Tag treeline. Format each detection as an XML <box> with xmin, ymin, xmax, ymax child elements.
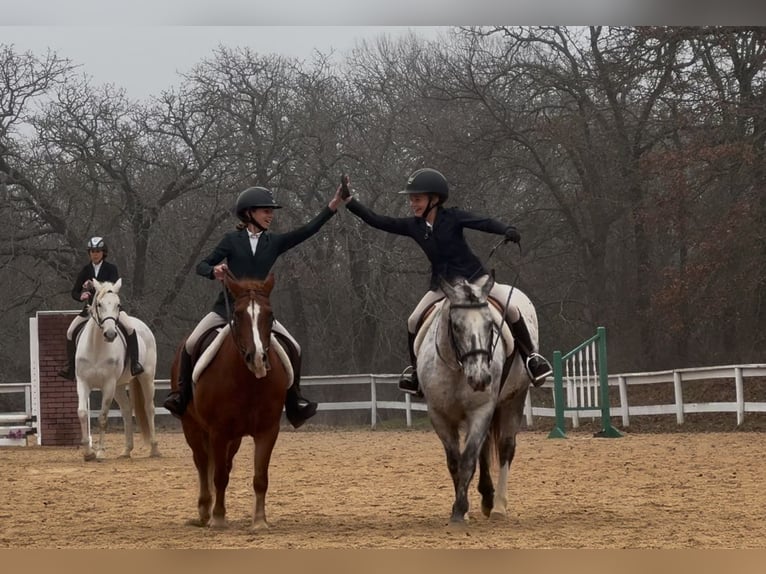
<box><xmin>1</xmin><ymin>26</ymin><xmax>764</xmax><ymax>382</ymax></box>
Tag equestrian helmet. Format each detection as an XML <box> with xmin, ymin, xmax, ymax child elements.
<box><xmin>235</xmin><ymin>186</ymin><xmax>282</xmax><ymax>221</ymax></box>
<box><xmin>87</xmin><ymin>236</ymin><xmax>107</xmax><ymax>255</ymax></box>
<box><xmin>398</xmin><ymin>168</ymin><xmax>449</xmax><ymax>203</ymax></box>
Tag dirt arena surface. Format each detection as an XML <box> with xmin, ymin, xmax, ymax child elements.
<box><xmin>0</xmin><ymin>428</ymin><xmax>763</xmax><ymax>549</ymax></box>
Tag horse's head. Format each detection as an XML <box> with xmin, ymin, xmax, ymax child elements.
<box><xmin>225</xmin><ymin>273</ymin><xmax>275</xmax><ymax>379</ymax></box>
<box><xmin>90</xmin><ymin>278</ymin><xmax>122</xmax><ymax>342</ymax></box>
<box><xmin>440</xmin><ymin>274</ymin><xmax>496</xmax><ymax>392</ymax></box>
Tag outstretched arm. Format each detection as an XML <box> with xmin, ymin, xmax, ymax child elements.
<box><xmin>276</xmin><ymin>184</ymin><xmax>346</xmax><ymax>253</ymax></box>
<box><xmin>339</xmin><ymin>174</ymin><xmax>412</xmax><ymax>235</ymax></box>
<box><xmin>455</xmin><ymin>209</ymin><xmax>520</xmax><ymax>243</ymax></box>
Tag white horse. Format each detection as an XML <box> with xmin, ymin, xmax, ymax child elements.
<box><xmin>74</xmin><ymin>278</ymin><xmax>160</xmax><ymax>461</ymax></box>
<box><xmin>416</xmin><ymin>273</ymin><xmax>536</xmax><ymax>527</ymax></box>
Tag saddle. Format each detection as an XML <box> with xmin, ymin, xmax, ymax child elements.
<box><xmin>189</xmin><ymin>325</ymin><xmax>294</xmax><ymax>387</ymax></box>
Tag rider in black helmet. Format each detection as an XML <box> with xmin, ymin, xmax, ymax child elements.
<box><xmin>58</xmin><ymin>236</ymin><xmax>145</xmax><ymax>380</ymax></box>
<box><xmin>163</xmin><ymin>183</ymin><xmax>346</xmax><ymax>428</ymax></box>
<box><xmin>341</xmin><ymin>168</ymin><xmax>553</xmax><ymax>395</ymax></box>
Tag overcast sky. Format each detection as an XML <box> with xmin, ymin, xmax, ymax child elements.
<box><xmin>1</xmin><ymin>26</ymin><xmax>445</xmax><ymax>100</ymax></box>
<box><xmin>1</xmin><ymin>1</ymin><xmax>761</xmax><ymax>100</ymax></box>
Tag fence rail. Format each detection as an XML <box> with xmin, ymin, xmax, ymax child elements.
<box><xmin>2</xmin><ymin>364</ymin><xmax>766</xmax><ymax>443</ymax></box>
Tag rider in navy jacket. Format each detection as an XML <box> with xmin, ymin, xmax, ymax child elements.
<box><xmin>344</xmin><ymin>168</ymin><xmax>553</xmax><ymax>394</ymax></box>
<box><xmin>163</xmin><ymin>184</ymin><xmax>345</xmax><ymax>427</ymax></box>
<box><xmin>58</xmin><ymin>236</ymin><xmax>144</xmax><ymax>380</ymax></box>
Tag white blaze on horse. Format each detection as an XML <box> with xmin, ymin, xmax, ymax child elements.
<box><xmin>416</xmin><ymin>273</ymin><xmax>538</xmax><ymax>527</ymax></box>
<box><xmin>74</xmin><ymin>278</ymin><xmax>160</xmax><ymax>461</ymax></box>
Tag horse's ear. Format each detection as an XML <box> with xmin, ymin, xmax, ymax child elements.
<box><xmin>92</xmin><ymin>279</ymin><xmax>102</xmax><ymax>292</ymax></box>
<box><xmin>262</xmin><ymin>273</ymin><xmax>275</xmax><ymax>296</ymax></box>
<box><xmin>480</xmin><ymin>273</ymin><xmax>494</xmax><ymax>298</ymax></box>
<box><xmin>440</xmin><ymin>277</ymin><xmax>457</xmax><ymax>300</ymax></box>
<box><xmin>224</xmin><ymin>274</ymin><xmax>241</xmax><ymax>297</ymax></box>
<box><xmin>113</xmin><ymin>278</ymin><xmax>122</xmax><ymax>292</ymax></box>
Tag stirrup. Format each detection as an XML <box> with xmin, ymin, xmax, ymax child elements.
<box><xmin>525</xmin><ymin>353</ymin><xmax>552</xmax><ymax>387</ymax></box>
<box><xmin>398</xmin><ymin>366</ymin><xmax>422</xmax><ymax>396</ymax></box>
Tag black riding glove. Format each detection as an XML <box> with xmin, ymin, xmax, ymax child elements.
<box><xmin>504</xmin><ymin>226</ymin><xmax>521</xmax><ymax>244</ymax></box>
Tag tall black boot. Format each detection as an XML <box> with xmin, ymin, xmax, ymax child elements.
<box><xmin>277</xmin><ymin>335</ymin><xmax>317</xmax><ymax>429</ymax></box>
<box><xmin>398</xmin><ymin>331</ymin><xmax>422</xmax><ymax>396</ymax></box>
<box><xmin>510</xmin><ymin>317</ymin><xmax>553</xmax><ymax>386</ymax></box>
<box><xmin>126</xmin><ymin>331</ymin><xmax>145</xmax><ymax>376</ymax></box>
<box><xmin>163</xmin><ymin>348</ymin><xmax>193</xmax><ymax>418</ymax></box>
<box><xmin>57</xmin><ymin>339</ymin><xmax>77</xmax><ymax>381</ymax></box>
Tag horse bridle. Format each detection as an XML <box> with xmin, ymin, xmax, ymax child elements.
<box><xmin>224</xmin><ymin>282</ymin><xmax>271</xmax><ymax>359</ymax></box>
<box><xmin>439</xmin><ymin>301</ymin><xmax>500</xmax><ymax>370</ymax></box>
<box><xmin>90</xmin><ymin>291</ymin><xmax>121</xmax><ymax>328</ymax></box>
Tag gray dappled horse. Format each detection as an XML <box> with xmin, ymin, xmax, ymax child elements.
<box><xmin>417</xmin><ymin>274</ymin><xmax>535</xmax><ymax>526</ymax></box>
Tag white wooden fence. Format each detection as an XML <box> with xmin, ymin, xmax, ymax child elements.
<box><xmin>0</xmin><ymin>383</ymin><xmax>37</xmax><ymax>446</ymax></box>
<box><xmin>2</xmin><ymin>364</ymin><xmax>766</xmax><ymax>445</ymax></box>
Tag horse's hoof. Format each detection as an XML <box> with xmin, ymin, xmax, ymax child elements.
<box><xmin>481</xmin><ymin>504</ymin><xmax>492</xmax><ymax>518</ymax></box>
<box><xmin>209</xmin><ymin>517</ymin><xmax>227</xmax><ymax>529</ymax></box>
<box><xmin>149</xmin><ymin>446</ymin><xmax>161</xmax><ymax>458</ymax></box>
<box><xmin>251</xmin><ymin>519</ymin><xmax>270</xmax><ymax>530</ymax></box>
<box><xmin>185</xmin><ymin>518</ymin><xmax>208</xmax><ymax>528</ymax></box>
<box><xmin>447</xmin><ymin>519</ymin><xmax>469</xmax><ymax>533</ymax></box>
<box><xmin>118</xmin><ymin>452</ymin><xmax>131</xmax><ymax>459</ymax></box>
<box><xmin>489</xmin><ymin>509</ymin><xmax>507</xmax><ymax>521</ymax></box>
<box><xmin>83</xmin><ymin>452</ymin><xmax>97</xmax><ymax>462</ymax></box>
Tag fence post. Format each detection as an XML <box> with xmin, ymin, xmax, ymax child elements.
<box><xmin>370</xmin><ymin>375</ymin><xmax>377</xmax><ymax>430</ymax></box>
<box><xmin>594</xmin><ymin>326</ymin><xmax>621</xmax><ymax>437</ymax></box>
<box><xmin>618</xmin><ymin>375</ymin><xmax>629</xmax><ymax>428</ymax></box>
<box><xmin>673</xmin><ymin>371</ymin><xmax>684</xmax><ymax>425</ymax></box>
<box><xmin>404</xmin><ymin>393</ymin><xmax>412</xmax><ymax>427</ymax></box>
<box><xmin>735</xmin><ymin>367</ymin><xmax>744</xmax><ymax>426</ymax></box>
<box><xmin>548</xmin><ymin>350</ymin><xmax>567</xmax><ymax>438</ymax></box>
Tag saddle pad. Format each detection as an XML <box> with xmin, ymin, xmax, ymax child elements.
<box><xmin>413</xmin><ymin>300</ymin><xmax>514</xmax><ymax>358</ymax></box>
<box><xmin>192</xmin><ymin>325</ymin><xmax>294</xmax><ymax>388</ymax></box>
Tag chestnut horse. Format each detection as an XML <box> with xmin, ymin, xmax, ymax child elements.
<box><xmin>170</xmin><ymin>273</ymin><xmax>289</xmax><ymax>529</ymax></box>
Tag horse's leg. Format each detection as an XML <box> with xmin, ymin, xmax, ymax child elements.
<box><xmin>182</xmin><ymin>420</ymin><xmax>213</xmax><ymax>527</ymax></box>
<box><xmin>95</xmin><ymin>381</ymin><xmax>117</xmax><ymax>460</ymax></box>
<box><xmin>251</xmin><ymin>428</ymin><xmax>278</xmax><ymax>529</ymax></box>
<box><xmin>491</xmin><ymin>391</ymin><xmax>526</xmax><ymax>520</ymax></box>
<box><xmin>137</xmin><ymin>375</ymin><xmax>160</xmax><ymax>457</ymax></box>
<box><xmin>76</xmin><ymin>379</ymin><xmax>96</xmax><ymax>462</ymax></box>
<box><xmin>478</xmin><ymin>429</ymin><xmax>495</xmax><ymax>518</ymax></box>
<box><xmin>451</xmin><ymin>404</ymin><xmax>494</xmax><ymax>525</ymax></box>
<box><xmin>429</xmin><ymin>414</ymin><xmax>463</xmax><ymax>521</ymax></box>
<box><xmin>113</xmin><ymin>384</ymin><xmax>134</xmax><ymax>458</ymax></box>
<box><xmin>209</xmin><ymin>432</ymin><xmax>233</xmax><ymax>529</ymax></box>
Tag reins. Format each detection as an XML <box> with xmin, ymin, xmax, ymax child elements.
<box><xmin>435</xmin><ymin>237</ymin><xmax>523</xmax><ymax>371</ymax></box>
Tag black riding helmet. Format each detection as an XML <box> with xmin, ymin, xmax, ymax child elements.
<box><xmin>86</xmin><ymin>236</ymin><xmax>108</xmax><ymax>257</ymax></box>
<box><xmin>398</xmin><ymin>168</ymin><xmax>449</xmax><ymax>204</ymax></box>
<box><xmin>234</xmin><ymin>186</ymin><xmax>283</xmax><ymax>222</ymax></box>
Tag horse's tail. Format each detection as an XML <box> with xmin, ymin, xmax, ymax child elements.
<box><xmin>130</xmin><ymin>378</ymin><xmax>152</xmax><ymax>444</ymax></box>
<box><xmin>486</xmin><ymin>411</ymin><xmax>501</xmax><ymax>471</ymax></box>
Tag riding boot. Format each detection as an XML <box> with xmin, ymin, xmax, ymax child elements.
<box><xmin>57</xmin><ymin>339</ymin><xmax>77</xmax><ymax>381</ymax></box>
<box><xmin>398</xmin><ymin>332</ymin><xmax>423</xmax><ymax>397</ymax></box>
<box><xmin>163</xmin><ymin>348</ymin><xmax>193</xmax><ymax>418</ymax></box>
<box><xmin>277</xmin><ymin>335</ymin><xmax>318</xmax><ymax>429</ymax></box>
<box><xmin>510</xmin><ymin>317</ymin><xmax>553</xmax><ymax>386</ymax></box>
<box><xmin>126</xmin><ymin>331</ymin><xmax>145</xmax><ymax>376</ymax></box>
